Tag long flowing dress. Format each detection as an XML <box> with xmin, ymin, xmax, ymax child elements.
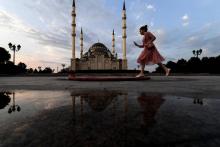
<box><xmin>137</xmin><ymin>32</ymin><xmax>165</xmax><ymax>65</ymax></box>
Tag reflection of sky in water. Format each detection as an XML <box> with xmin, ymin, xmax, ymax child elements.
<box><xmin>0</xmin><ymin>90</ymin><xmax>220</xmax><ymax>146</ymax></box>
<box><xmin>0</xmin><ymin>90</ymin><xmax>72</xmax><ymax>126</ymax></box>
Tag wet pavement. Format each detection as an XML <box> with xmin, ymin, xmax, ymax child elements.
<box><xmin>1</xmin><ymin>88</ymin><xmax>220</xmax><ymax>147</ymax></box>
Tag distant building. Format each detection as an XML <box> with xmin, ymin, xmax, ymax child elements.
<box><xmin>77</xmin><ymin>42</ymin><xmax>122</xmax><ymax>70</ymax></box>
<box><xmin>70</xmin><ymin>0</ymin><xmax>128</xmax><ymax>71</ymax></box>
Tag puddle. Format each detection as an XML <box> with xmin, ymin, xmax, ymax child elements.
<box><xmin>0</xmin><ymin>90</ymin><xmax>220</xmax><ymax>147</ymax></box>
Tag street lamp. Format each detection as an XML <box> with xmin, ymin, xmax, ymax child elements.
<box><xmin>8</xmin><ymin>92</ymin><xmax>21</xmax><ymax>114</ymax></box>
<box><xmin>192</xmin><ymin>49</ymin><xmax>202</xmax><ymax>58</ymax></box>
<box><xmin>61</xmin><ymin>64</ymin><xmax>66</xmax><ymax>70</ymax></box>
<box><xmin>8</xmin><ymin>43</ymin><xmax>21</xmax><ymax>65</ymax></box>
<box><xmin>38</xmin><ymin>66</ymin><xmax>42</xmax><ymax>72</ymax></box>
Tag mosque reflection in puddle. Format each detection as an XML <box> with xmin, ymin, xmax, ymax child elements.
<box><xmin>1</xmin><ymin>90</ymin><xmax>214</xmax><ymax>146</ymax></box>
<box><xmin>0</xmin><ymin>90</ymin><xmax>167</xmax><ymax>146</ymax></box>
<box><xmin>70</xmin><ymin>90</ymin><xmax>165</xmax><ymax>130</ymax></box>
<box><xmin>71</xmin><ymin>90</ymin><xmax>126</xmax><ymax>127</ymax></box>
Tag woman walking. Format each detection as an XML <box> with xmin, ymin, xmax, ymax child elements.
<box><xmin>134</xmin><ymin>25</ymin><xmax>171</xmax><ymax>77</ymax></box>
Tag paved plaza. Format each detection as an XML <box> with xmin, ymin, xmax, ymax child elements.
<box><xmin>0</xmin><ymin>76</ymin><xmax>220</xmax><ymax>98</ymax></box>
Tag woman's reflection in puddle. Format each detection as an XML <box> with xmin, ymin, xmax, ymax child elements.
<box><xmin>137</xmin><ymin>93</ymin><xmax>165</xmax><ymax>129</ymax></box>
<box><xmin>70</xmin><ymin>91</ymin><xmax>166</xmax><ymax>146</ymax></box>
<box><xmin>71</xmin><ymin>90</ymin><xmax>165</xmax><ymax>130</ymax></box>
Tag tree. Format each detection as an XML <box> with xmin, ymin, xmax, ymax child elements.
<box><xmin>201</xmin><ymin>57</ymin><xmax>209</xmax><ymax>73</ymax></box>
<box><xmin>27</xmin><ymin>68</ymin><xmax>34</xmax><ymax>73</ymax></box>
<box><xmin>60</xmin><ymin>64</ymin><xmax>70</xmax><ymax>73</ymax></box>
<box><xmin>207</xmin><ymin>57</ymin><xmax>218</xmax><ymax>73</ymax></box>
<box><xmin>176</xmin><ymin>59</ymin><xmax>187</xmax><ymax>73</ymax></box>
<box><xmin>38</xmin><ymin>66</ymin><xmax>42</xmax><ymax>73</ymax></box>
<box><xmin>187</xmin><ymin>57</ymin><xmax>202</xmax><ymax>73</ymax></box>
<box><xmin>33</xmin><ymin>69</ymin><xmax>38</xmax><ymax>73</ymax></box>
<box><xmin>17</xmin><ymin>62</ymin><xmax>27</xmax><ymax>69</ymax></box>
<box><xmin>215</xmin><ymin>55</ymin><xmax>220</xmax><ymax>73</ymax></box>
<box><xmin>17</xmin><ymin>62</ymin><xmax>27</xmax><ymax>73</ymax></box>
<box><xmin>0</xmin><ymin>92</ymin><xmax>11</xmax><ymax>110</ymax></box>
<box><xmin>0</xmin><ymin>47</ymin><xmax>11</xmax><ymax>64</ymax></box>
<box><xmin>42</xmin><ymin>67</ymin><xmax>53</xmax><ymax>73</ymax></box>
<box><xmin>154</xmin><ymin>66</ymin><xmax>163</xmax><ymax>73</ymax></box>
<box><xmin>166</xmin><ymin>61</ymin><xmax>177</xmax><ymax>72</ymax></box>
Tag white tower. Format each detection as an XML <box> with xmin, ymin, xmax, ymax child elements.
<box><xmin>80</xmin><ymin>27</ymin><xmax>83</xmax><ymax>58</ymax></box>
<box><xmin>112</xmin><ymin>29</ymin><xmax>115</xmax><ymax>54</ymax></box>
<box><xmin>71</xmin><ymin>0</ymin><xmax>76</xmax><ymax>70</ymax></box>
<box><xmin>122</xmin><ymin>0</ymin><xmax>127</xmax><ymax>69</ymax></box>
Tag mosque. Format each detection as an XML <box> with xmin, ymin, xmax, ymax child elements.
<box><xmin>70</xmin><ymin>0</ymin><xmax>128</xmax><ymax>71</ymax></box>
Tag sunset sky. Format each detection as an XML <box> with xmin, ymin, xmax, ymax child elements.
<box><xmin>0</xmin><ymin>0</ymin><xmax>220</xmax><ymax>71</ymax></box>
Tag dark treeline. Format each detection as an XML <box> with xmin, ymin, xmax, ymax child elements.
<box><xmin>0</xmin><ymin>92</ymin><xmax>11</xmax><ymax>110</ymax></box>
<box><xmin>0</xmin><ymin>47</ymin><xmax>53</xmax><ymax>75</ymax></box>
<box><xmin>154</xmin><ymin>56</ymin><xmax>220</xmax><ymax>74</ymax></box>
<box><xmin>2</xmin><ymin>46</ymin><xmax>220</xmax><ymax>74</ymax></box>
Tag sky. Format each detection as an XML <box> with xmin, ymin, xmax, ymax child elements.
<box><xmin>0</xmin><ymin>0</ymin><xmax>220</xmax><ymax>71</ymax></box>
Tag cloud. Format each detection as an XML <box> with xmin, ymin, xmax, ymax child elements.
<box><xmin>1</xmin><ymin>0</ymin><xmax>220</xmax><ymax>71</ymax></box>
<box><xmin>0</xmin><ymin>0</ymin><xmax>126</xmax><ymax>68</ymax></box>
<box><xmin>182</xmin><ymin>22</ymin><xmax>189</xmax><ymax>27</ymax></box>
<box><xmin>181</xmin><ymin>14</ymin><xmax>190</xmax><ymax>26</ymax></box>
<box><xmin>0</xmin><ymin>10</ymin><xmax>30</xmax><ymax>33</ymax></box>
<box><xmin>184</xmin><ymin>34</ymin><xmax>220</xmax><ymax>56</ymax></box>
<box><xmin>0</xmin><ymin>9</ymin><xmax>73</xmax><ymax>68</ymax></box>
<box><xmin>182</xmin><ymin>14</ymin><xmax>189</xmax><ymax>21</ymax></box>
<box><xmin>146</xmin><ymin>4</ymin><xmax>156</xmax><ymax>11</ymax></box>
<box><xmin>157</xmin><ymin>22</ymin><xmax>220</xmax><ymax>59</ymax></box>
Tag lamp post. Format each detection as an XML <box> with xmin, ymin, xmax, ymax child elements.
<box><xmin>8</xmin><ymin>43</ymin><xmax>21</xmax><ymax>65</ymax></box>
<box><xmin>192</xmin><ymin>49</ymin><xmax>202</xmax><ymax>58</ymax></box>
<box><xmin>38</xmin><ymin>66</ymin><xmax>42</xmax><ymax>73</ymax></box>
<box><xmin>8</xmin><ymin>92</ymin><xmax>21</xmax><ymax>114</ymax></box>
<box><xmin>61</xmin><ymin>64</ymin><xmax>66</xmax><ymax>70</ymax></box>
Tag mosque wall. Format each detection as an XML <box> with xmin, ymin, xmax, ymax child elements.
<box><xmin>76</xmin><ymin>55</ymin><xmax>121</xmax><ymax>70</ymax></box>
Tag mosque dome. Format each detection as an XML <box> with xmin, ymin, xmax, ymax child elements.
<box><xmin>82</xmin><ymin>91</ymin><xmax>118</xmax><ymax>112</ymax></box>
<box><xmin>87</xmin><ymin>42</ymin><xmax>112</xmax><ymax>57</ymax></box>
<box><xmin>89</xmin><ymin>43</ymin><xmax>108</xmax><ymax>52</ymax></box>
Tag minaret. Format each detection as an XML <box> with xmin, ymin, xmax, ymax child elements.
<box><xmin>122</xmin><ymin>0</ymin><xmax>127</xmax><ymax>69</ymax></box>
<box><xmin>71</xmin><ymin>0</ymin><xmax>76</xmax><ymax>70</ymax></box>
<box><xmin>80</xmin><ymin>27</ymin><xmax>83</xmax><ymax>58</ymax></box>
<box><xmin>112</xmin><ymin>29</ymin><xmax>115</xmax><ymax>54</ymax></box>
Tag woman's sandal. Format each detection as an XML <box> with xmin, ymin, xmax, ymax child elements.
<box><xmin>166</xmin><ymin>68</ymin><xmax>171</xmax><ymax>76</ymax></box>
<box><xmin>136</xmin><ymin>74</ymin><xmax>145</xmax><ymax>78</ymax></box>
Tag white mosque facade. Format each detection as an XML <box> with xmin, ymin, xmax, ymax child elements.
<box><xmin>70</xmin><ymin>0</ymin><xmax>128</xmax><ymax>71</ymax></box>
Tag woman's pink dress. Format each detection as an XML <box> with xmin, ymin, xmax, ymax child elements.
<box><xmin>137</xmin><ymin>32</ymin><xmax>165</xmax><ymax>65</ymax></box>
